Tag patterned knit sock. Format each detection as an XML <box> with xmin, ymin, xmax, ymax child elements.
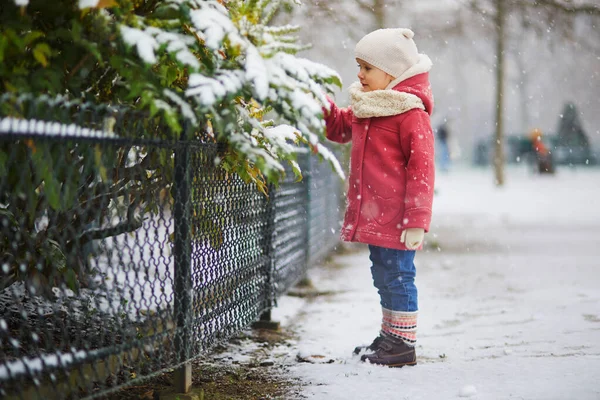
<box><xmin>381</xmin><ymin>307</ymin><xmax>418</xmax><ymax>346</ymax></box>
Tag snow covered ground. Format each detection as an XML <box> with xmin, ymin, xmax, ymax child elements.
<box><xmin>268</xmin><ymin>165</ymin><xmax>600</xmax><ymax>399</ymax></box>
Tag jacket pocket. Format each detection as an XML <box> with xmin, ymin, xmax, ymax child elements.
<box><xmin>368</xmin><ymin>195</ymin><xmax>402</xmax><ymax>227</ymax></box>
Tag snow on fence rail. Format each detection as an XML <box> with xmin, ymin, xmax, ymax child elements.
<box><xmin>0</xmin><ymin>117</ymin><xmax>117</xmax><ymax>139</ymax></box>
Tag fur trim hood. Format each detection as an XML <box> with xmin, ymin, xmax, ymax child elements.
<box><xmin>349</xmin><ymin>81</ymin><xmax>425</xmax><ymax>119</ymax></box>
<box><xmin>386</xmin><ymin>54</ymin><xmax>432</xmax><ymax>90</ymax></box>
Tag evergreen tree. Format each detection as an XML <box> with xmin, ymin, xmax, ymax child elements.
<box><xmin>1</xmin><ymin>0</ymin><xmax>343</xmax><ymax>186</ymax></box>
<box><xmin>0</xmin><ymin>0</ymin><xmax>343</xmax><ymax>293</ymax></box>
<box><xmin>556</xmin><ymin>102</ymin><xmax>592</xmax><ymax>165</ymax></box>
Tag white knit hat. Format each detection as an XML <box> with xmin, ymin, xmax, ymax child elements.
<box><xmin>355</xmin><ymin>28</ymin><xmax>420</xmax><ymax>79</ymax></box>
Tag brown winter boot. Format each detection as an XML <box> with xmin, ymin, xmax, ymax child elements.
<box><xmin>360</xmin><ymin>335</ymin><xmax>417</xmax><ymax>367</ymax></box>
<box><xmin>353</xmin><ymin>334</ymin><xmax>385</xmax><ymax>355</ymax></box>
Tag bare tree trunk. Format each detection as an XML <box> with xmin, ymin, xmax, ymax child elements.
<box><xmin>373</xmin><ymin>0</ymin><xmax>386</xmax><ymax>29</ymax></box>
<box><xmin>515</xmin><ymin>48</ymin><xmax>529</xmax><ymax>135</ymax></box>
<box><xmin>357</xmin><ymin>0</ymin><xmax>386</xmax><ymax>29</ymax></box>
<box><xmin>493</xmin><ymin>0</ymin><xmax>506</xmax><ymax>186</ymax></box>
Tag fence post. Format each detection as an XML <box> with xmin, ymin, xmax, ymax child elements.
<box><xmin>297</xmin><ymin>153</ymin><xmax>312</xmax><ymax>285</ymax></box>
<box><xmin>252</xmin><ymin>183</ymin><xmax>279</xmax><ymax>330</ymax></box>
<box><xmin>173</xmin><ymin>134</ymin><xmax>192</xmax><ymax>393</ymax></box>
<box><xmin>304</xmin><ymin>153</ymin><xmax>312</xmax><ymax>268</ymax></box>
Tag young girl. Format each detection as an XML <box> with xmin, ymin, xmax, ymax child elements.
<box><xmin>323</xmin><ymin>28</ymin><xmax>435</xmax><ymax>367</ymax></box>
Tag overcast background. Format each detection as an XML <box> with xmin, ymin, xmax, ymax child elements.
<box><xmin>278</xmin><ymin>0</ymin><xmax>600</xmax><ymax>164</ymax></box>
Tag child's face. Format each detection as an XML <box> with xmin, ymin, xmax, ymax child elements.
<box><xmin>356</xmin><ymin>59</ymin><xmax>395</xmax><ymax>91</ymax></box>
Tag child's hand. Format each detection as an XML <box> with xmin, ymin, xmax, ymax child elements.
<box><xmin>400</xmin><ymin>228</ymin><xmax>425</xmax><ymax>250</ymax></box>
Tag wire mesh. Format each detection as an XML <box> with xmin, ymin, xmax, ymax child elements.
<box><xmin>306</xmin><ymin>153</ymin><xmax>345</xmax><ymax>266</ymax></box>
<box><xmin>0</xmin><ymin>96</ymin><xmax>342</xmax><ymax>399</ymax></box>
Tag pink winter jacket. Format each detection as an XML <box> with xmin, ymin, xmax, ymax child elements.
<box><xmin>324</xmin><ymin>73</ymin><xmax>435</xmax><ymax>251</ymax></box>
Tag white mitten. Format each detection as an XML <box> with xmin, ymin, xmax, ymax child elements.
<box><xmin>400</xmin><ymin>228</ymin><xmax>425</xmax><ymax>250</ymax></box>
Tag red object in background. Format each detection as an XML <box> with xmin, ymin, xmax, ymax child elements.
<box><xmin>530</xmin><ymin>128</ymin><xmax>548</xmax><ymax>156</ymax></box>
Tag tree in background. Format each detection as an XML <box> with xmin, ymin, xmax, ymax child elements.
<box><xmin>299</xmin><ymin>0</ymin><xmax>407</xmax><ymax>38</ymax></box>
<box><xmin>295</xmin><ymin>0</ymin><xmax>599</xmax><ymax>185</ymax></box>
<box><xmin>306</xmin><ymin>0</ymin><xmax>404</xmax><ymax>30</ymax></box>
<box><xmin>468</xmin><ymin>0</ymin><xmax>600</xmax><ymax>185</ymax></box>
<box><xmin>556</xmin><ymin>102</ymin><xmax>594</xmax><ymax>165</ymax></box>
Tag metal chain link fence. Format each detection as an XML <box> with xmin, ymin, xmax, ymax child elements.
<box><xmin>0</xmin><ymin>95</ymin><xmax>343</xmax><ymax>399</ymax></box>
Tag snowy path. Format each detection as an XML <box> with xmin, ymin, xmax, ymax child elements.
<box><xmin>272</xmin><ymin>166</ymin><xmax>600</xmax><ymax>400</ymax></box>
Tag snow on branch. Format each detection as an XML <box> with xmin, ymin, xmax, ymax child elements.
<box><xmin>189</xmin><ymin>8</ymin><xmax>242</xmax><ymax>49</ymax></box>
<box><xmin>263</xmin><ymin>124</ymin><xmax>300</xmax><ymax>155</ymax></box>
<box><xmin>245</xmin><ymin>46</ymin><xmax>269</xmax><ymax>100</ymax></box>
<box><xmin>105</xmin><ymin>0</ymin><xmax>343</xmax><ymax>183</ymax></box>
<box><xmin>79</xmin><ymin>0</ymin><xmax>100</xmax><ymax>8</ymax></box>
<box><xmin>120</xmin><ymin>26</ymin><xmax>159</xmax><ymax>65</ymax></box>
<box><xmin>145</xmin><ymin>27</ymin><xmax>200</xmax><ymax>68</ymax></box>
<box><xmin>163</xmin><ymin>89</ymin><xmax>198</xmax><ymax>125</ymax></box>
<box><xmin>186</xmin><ymin>71</ymin><xmax>244</xmax><ymax>106</ymax></box>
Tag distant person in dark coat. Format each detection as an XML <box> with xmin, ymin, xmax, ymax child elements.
<box><xmin>436</xmin><ymin>122</ymin><xmax>450</xmax><ymax>172</ymax></box>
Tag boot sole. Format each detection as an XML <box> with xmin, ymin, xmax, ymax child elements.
<box><xmin>387</xmin><ymin>361</ymin><xmax>417</xmax><ymax>368</ymax></box>
<box><xmin>361</xmin><ymin>357</ymin><xmax>418</xmax><ymax>367</ymax></box>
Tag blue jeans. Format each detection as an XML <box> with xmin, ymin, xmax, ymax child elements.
<box><xmin>368</xmin><ymin>245</ymin><xmax>418</xmax><ymax>312</ymax></box>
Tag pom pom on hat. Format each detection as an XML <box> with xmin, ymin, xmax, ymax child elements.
<box><xmin>355</xmin><ymin>28</ymin><xmax>420</xmax><ymax>79</ymax></box>
<box><xmin>401</xmin><ymin>29</ymin><xmax>414</xmax><ymax>39</ymax></box>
